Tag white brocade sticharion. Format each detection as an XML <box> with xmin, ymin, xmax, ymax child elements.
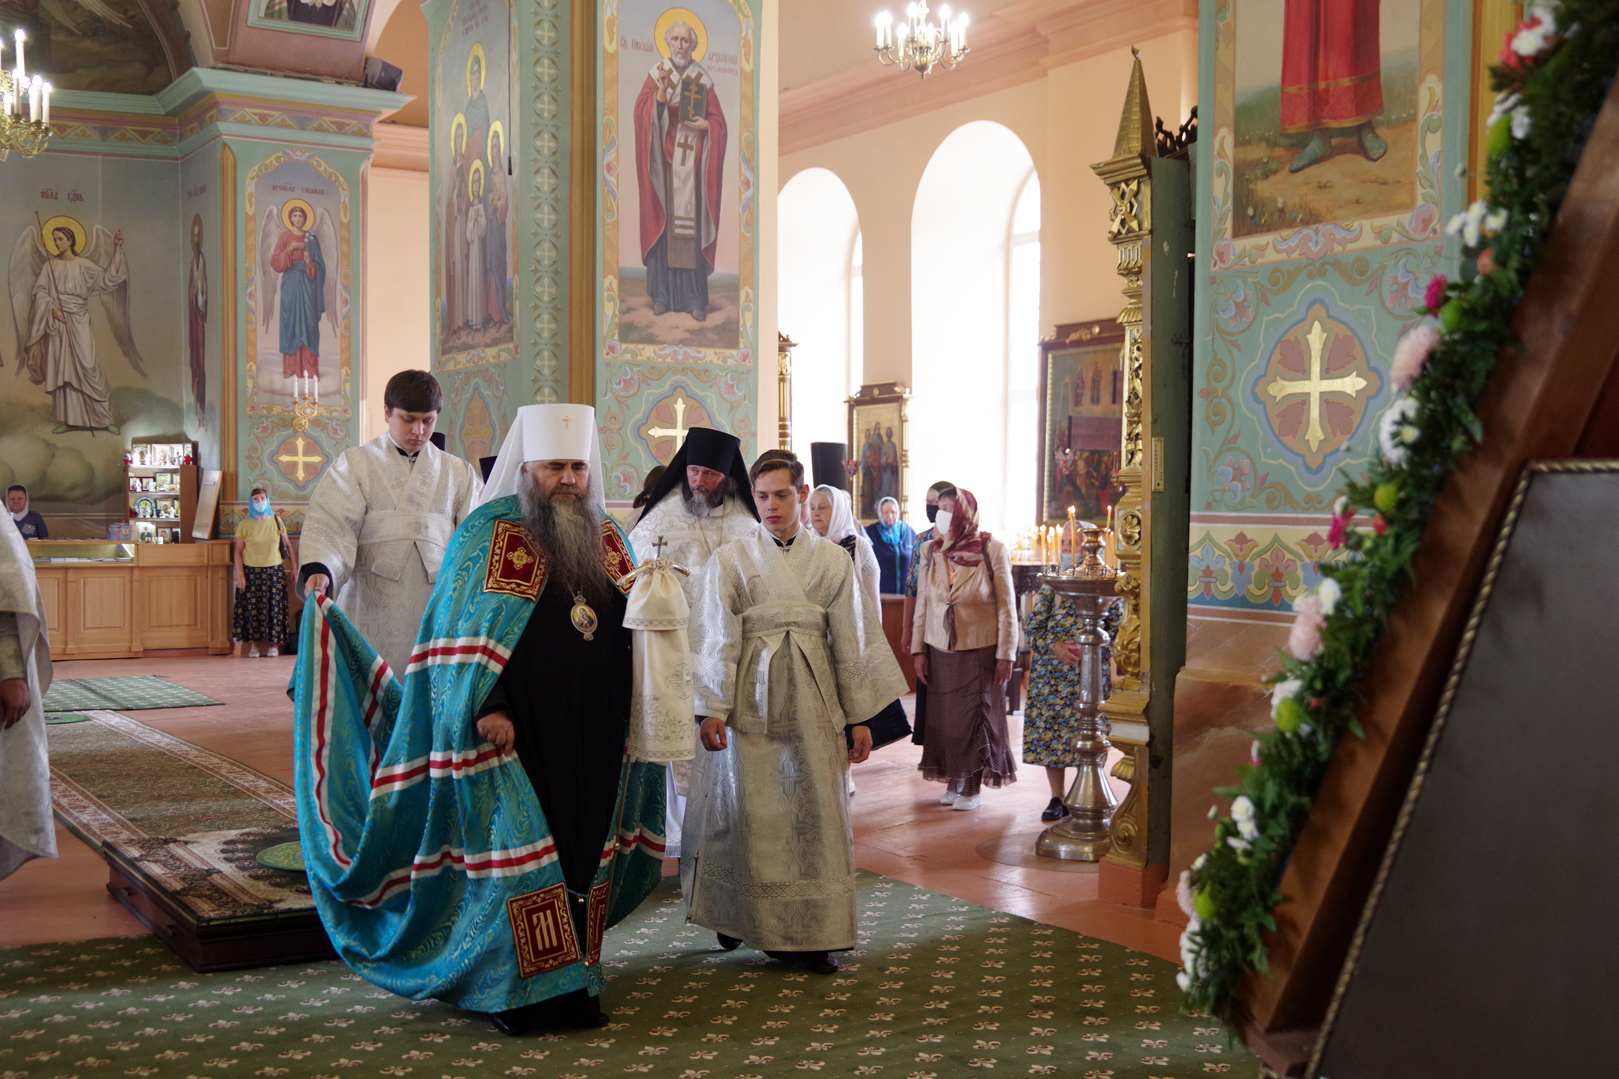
<box><xmin>0</xmin><ymin>521</ymin><xmax>55</xmax><ymax>879</ymax></box>
<box><xmin>298</xmin><ymin>436</ymin><xmax>482</xmax><ymax>676</ymax></box>
<box><xmin>629</xmin><ymin>493</ymin><xmax>759</xmax><ymax>854</ymax></box>
<box><xmin>682</xmin><ymin>527</ymin><xmax>908</xmax><ymax>951</ymax></box>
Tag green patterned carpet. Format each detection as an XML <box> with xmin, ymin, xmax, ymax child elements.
<box><xmin>0</xmin><ymin>874</ymin><xmax>1248</xmax><ymax>1078</ymax></box>
<box><xmin>42</xmin><ymin>676</ymin><xmax>221</xmax><ymax>713</ymax></box>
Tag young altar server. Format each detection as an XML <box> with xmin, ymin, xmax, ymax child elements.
<box><xmin>298</xmin><ymin>370</ymin><xmax>482</xmax><ymax>675</ymax></box>
<box><xmin>684</xmin><ymin>449</ymin><xmax>908</xmax><ymax>974</ymax></box>
<box><xmin>628</xmin><ymin>425</ymin><xmax>757</xmax><ymax>857</ymax></box>
<box><xmin>0</xmin><ymin>515</ymin><xmax>55</xmax><ymax>879</ymax></box>
<box><xmin>292</xmin><ymin>403</ymin><xmax>666</xmax><ymax>1035</ymax></box>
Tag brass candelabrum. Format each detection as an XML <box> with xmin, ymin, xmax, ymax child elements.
<box><xmin>1036</xmin><ymin>526</ymin><xmax>1119</xmax><ymax>861</ymax></box>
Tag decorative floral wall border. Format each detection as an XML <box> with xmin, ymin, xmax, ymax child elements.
<box><xmin>1178</xmin><ymin>0</ymin><xmax>1619</xmax><ymax>1020</ymax></box>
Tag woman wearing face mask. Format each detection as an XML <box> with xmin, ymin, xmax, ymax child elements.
<box><xmin>232</xmin><ymin>486</ymin><xmax>293</xmax><ymax>658</ymax></box>
<box><xmin>909</xmin><ymin>488</ymin><xmax>1018</xmax><ymax>810</ymax></box>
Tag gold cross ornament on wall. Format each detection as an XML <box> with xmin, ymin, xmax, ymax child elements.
<box><xmin>645</xmin><ymin>394</ymin><xmax>689</xmax><ymax>445</ymax></box>
<box><xmin>276</xmin><ymin>433</ymin><xmax>326</xmax><ymax>485</ymax></box>
<box><xmin>1264</xmin><ymin>320</ymin><xmax>1368</xmax><ymax>453</ymax></box>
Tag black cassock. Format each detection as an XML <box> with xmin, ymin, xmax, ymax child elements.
<box><xmin>477</xmin><ymin>584</ymin><xmax>632</xmax><ymax>897</ymax></box>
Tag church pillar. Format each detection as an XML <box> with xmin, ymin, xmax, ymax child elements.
<box><xmin>424</xmin><ymin>0</ymin><xmax>769</xmax><ymax>504</ymax></box>
<box><xmin>165</xmin><ymin>69</ymin><xmax>404</xmax><ymax>526</ymax></box>
<box><xmin>1090</xmin><ymin>53</ymin><xmax>1192</xmax><ymax>906</ymax></box>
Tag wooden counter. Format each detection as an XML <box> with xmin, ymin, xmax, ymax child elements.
<box><xmin>29</xmin><ymin>540</ymin><xmax>234</xmax><ymax>660</ymax></box>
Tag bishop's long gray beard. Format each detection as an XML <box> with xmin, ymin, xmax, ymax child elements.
<box><xmin>517</xmin><ymin>471</ymin><xmax>614</xmax><ymax>607</ymax></box>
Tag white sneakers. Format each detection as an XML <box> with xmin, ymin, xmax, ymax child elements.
<box><xmin>940</xmin><ymin>790</ymin><xmax>959</xmax><ymax>806</ymax></box>
<box><xmin>247</xmin><ymin>645</ymin><xmax>260</xmax><ymax>658</ymax></box>
<box><xmin>267</xmin><ymin>646</ymin><xmax>280</xmax><ymax>658</ymax></box>
<box><xmin>952</xmin><ymin>793</ymin><xmax>983</xmax><ymax>811</ymax></box>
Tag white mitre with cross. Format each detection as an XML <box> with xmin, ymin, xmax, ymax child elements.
<box><xmin>476</xmin><ymin>403</ymin><xmax>604</xmax><ymax>506</ymax></box>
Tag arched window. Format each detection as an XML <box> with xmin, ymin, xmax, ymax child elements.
<box><xmin>778</xmin><ymin>168</ymin><xmax>861</xmax><ymax>455</ymax></box>
<box><xmin>1004</xmin><ymin>172</ymin><xmax>1041</xmax><ymax>532</ymax></box>
<box><xmin>911</xmin><ymin>122</ymin><xmax>1038</xmax><ymax>535</ymax></box>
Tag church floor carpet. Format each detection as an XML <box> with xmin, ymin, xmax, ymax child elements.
<box><xmin>46</xmin><ymin>710</ymin><xmax>312</xmax><ymax>923</ymax></box>
<box><xmin>43</xmin><ymin>676</ymin><xmax>222</xmax><ymax>713</ymax></box>
<box><xmin>0</xmin><ymin>873</ymin><xmax>1249</xmax><ymax>1078</ymax></box>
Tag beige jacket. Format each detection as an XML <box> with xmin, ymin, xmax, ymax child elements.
<box><xmin>910</xmin><ymin>536</ymin><xmax>1018</xmax><ymax>661</ymax></box>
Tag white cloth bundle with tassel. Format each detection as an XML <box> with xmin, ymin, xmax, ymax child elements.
<box><xmin>619</xmin><ymin>558</ymin><xmax>697</xmax><ymax>763</ymax></box>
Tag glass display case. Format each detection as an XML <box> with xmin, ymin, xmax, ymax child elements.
<box><xmin>126</xmin><ymin>440</ymin><xmax>197</xmax><ymax>543</ymax></box>
<box><xmin>27</xmin><ymin>540</ymin><xmax>136</xmax><ymax>564</ymax></box>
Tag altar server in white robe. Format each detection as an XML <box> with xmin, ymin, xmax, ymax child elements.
<box><xmin>684</xmin><ymin>449</ymin><xmax>908</xmax><ymax>974</ymax></box>
<box><xmin>0</xmin><ymin>514</ymin><xmax>55</xmax><ymax>880</ymax></box>
<box><xmin>299</xmin><ymin>370</ymin><xmax>482</xmax><ymax>675</ymax></box>
<box><xmin>629</xmin><ymin>426</ymin><xmax>757</xmax><ymax>857</ymax></box>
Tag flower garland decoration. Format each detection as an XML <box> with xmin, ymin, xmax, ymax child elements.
<box><xmin>1178</xmin><ymin>0</ymin><xmax>1619</xmax><ymax>1019</ymax></box>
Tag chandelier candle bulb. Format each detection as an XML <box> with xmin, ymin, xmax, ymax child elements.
<box><xmin>12</xmin><ymin>28</ymin><xmax>22</xmax><ymax>78</ymax></box>
<box><xmin>40</xmin><ymin>81</ymin><xmax>48</xmax><ymax>126</ymax></box>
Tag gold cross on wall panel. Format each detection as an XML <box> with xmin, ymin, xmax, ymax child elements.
<box><xmin>1264</xmin><ymin>320</ymin><xmax>1368</xmax><ymax>453</ymax></box>
<box><xmin>276</xmin><ymin>433</ymin><xmax>325</xmax><ymax>485</ymax></box>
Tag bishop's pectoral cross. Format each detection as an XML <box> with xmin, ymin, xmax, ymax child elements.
<box><xmin>646</xmin><ymin>395</ymin><xmax>691</xmax><ymax>448</ymax></box>
<box><xmin>652</xmin><ymin>536</ymin><xmax>669</xmax><ymax>558</ymax></box>
<box><xmin>1264</xmin><ymin>320</ymin><xmax>1368</xmax><ymax>453</ymax></box>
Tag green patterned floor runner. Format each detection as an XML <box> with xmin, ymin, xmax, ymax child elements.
<box><xmin>42</xmin><ymin>676</ymin><xmax>221</xmax><ymax>713</ymax></box>
<box><xmin>0</xmin><ymin>874</ymin><xmax>1249</xmax><ymax>1077</ymax></box>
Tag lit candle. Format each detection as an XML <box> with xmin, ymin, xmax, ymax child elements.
<box><xmin>29</xmin><ymin>75</ymin><xmax>40</xmax><ymax>124</ymax></box>
<box><xmin>1067</xmin><ymin>506</ymin><xmax>1076</xmax><ymax>570</ymax></box>
<box><xmin>40</xmin><ymin>81</ymin><xmax>49</xmax><ymax>126</ymax></box>
<box><xmin>13</xmin><ymin>28</ymin><xmax>24</xmax><ymax>78</ymax></box>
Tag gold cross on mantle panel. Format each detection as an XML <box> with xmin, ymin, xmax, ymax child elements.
<box><xmin>1264</xmin><ymin>320</ymin><xmax>1368</xmax><ymax>453</ymax></box>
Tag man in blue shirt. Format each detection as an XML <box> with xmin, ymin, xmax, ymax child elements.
<box><xmin>8</xmin><ymin>487</ymin><xmax>47</xmax><ymax>541</ymax></box>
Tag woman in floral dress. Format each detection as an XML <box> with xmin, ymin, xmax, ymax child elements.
<box><xmin>1021</xmin><ymin>584</ymin><xmax>1122</xmax><ymax>821</ymax></box>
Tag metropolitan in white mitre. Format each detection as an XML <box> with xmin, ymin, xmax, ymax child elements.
<box><xmin>684</xmin><ymin>449</ymin><xmax>908</xmax><ymax>974</ymax></box>
<box><xmin>299</xmin><ymin>370</ymin><xmax>483</xmax><ymax>675</ymax></box>
<box><xmin>0</xmin><ymin>513</ymin><xmax>55</xmax><ymax>880</ymax></box>
<box><xmin>629</xmin><ymin>426</ymin><xmax>758</xmax><ymax>857</ymax></box>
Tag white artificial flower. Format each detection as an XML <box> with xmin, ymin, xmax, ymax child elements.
<box><xmin>1192</xmin><ymin>853</ymin><xmax>1207</xmax><ymax>871</ymax></box>
<box><xmin>1299</xmin><ymin>722</ymin><xmax>1315</xmax><ymax>735</ymax></box>
<box><xmin>1226</xmin><ymin>836</ymin><xmax>1252</xmax><ymax>853</ymax></box>
<box><xmin>1332</xmin><ymin>494</ymin><xmax>1349</xmax><ymax>517</ymax></box>
<box><xmin>1511</xmin><ymin>105</ymin><xmax>1532</xmax><ymax>139</ymax></box>
<box><xmin>1231</xmin><ymin>796</ymin><xmax>1258</xmax><ymax>840</ymax></box>
<box><xmin>1379</xmin><ymin>394</ymin><xmax>1420</xmax><ymax>466</ymax></box>
<box><xmin>1511</xmin><ymin>16</ymin><xmax>1554</xmax><ymax>55</ymax></box>
<box><xmin>1177</xmin><ymin>971</ymin><xmax>1192</xmax><ymax>992</ymax></box>
<box><xmin>1207</xmin><ymin>805</ymin><xmax>1218</xmax><ymax>819</ymax></box>
<box><xmin>1317</xmin><ymin>577</ymin><xmax>1342</xmax><ymax>616</ymax></box>
<box><xmin>1485</xmin><ymin>208</ymin><xmax>1510</xmax><ymax>235</ymax></box>
<box><xmin>1271</xmin><ymin>678</ymin><xmax>1303</xmax><ymax>719</ymax></box>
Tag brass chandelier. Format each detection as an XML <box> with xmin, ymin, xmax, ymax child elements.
<box><xmin>2</xmin><ymin>29</ymin><xmax>54</xmax><ymax>162</ymax></box>
<box><xmin>873</xmin><ymin>1</ymin><xmax>969</xmax><ymax>79</ymax></box>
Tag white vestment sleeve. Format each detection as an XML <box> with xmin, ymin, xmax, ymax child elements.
<box><xmin>298</xmin><ymin>452</ymin><xmax>366</xmax><ymax>593</ymax></box>
<box><xmin>0</xmin><ymin>612</ymin><xmax>22</xmax><ymax>681</ymax></box>
<box><xmin>854</xmin><ymin>533</ymin><xmax>882</xmax><ymax>608</ymax></box>
<box><xmin>0</xmin><ymin>527</ymin><xmax>55</xmax><ymax>878</ymax></box>
<box><xmin>690</xmin><ymin>548</ymin><xmax>745</xmax><ymax>723</ymax></box>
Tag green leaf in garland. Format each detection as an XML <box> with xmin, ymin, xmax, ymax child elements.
<box><xmin>1439</xmin><ymin>299</ymin><xmax>1465</xmax><ymax>333</ymax></box>
<box><xmin>1275</xmin><ymin>696</ymin><xmax>1304</xmax><ymax>733</ymax></box>
<box><xmin>1373</xmin><ymin>482</ymin><xmax>1400</xmax><ymax>514</ymax></box>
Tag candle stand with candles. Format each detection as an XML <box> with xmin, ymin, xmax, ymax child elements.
<box><xmin>1035</xmin><ymin>526</ymin><xmax>1120</xmax><ymax>861</ymax></box>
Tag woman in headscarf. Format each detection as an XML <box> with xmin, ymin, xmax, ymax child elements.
<box><xmin>807</xmin><ymin>485</ymin><xmax>879</xmax><ymax>603</ymax></box>
<box><xmin>909</xmin><ymin>488</ymin><xmax>1017</xmax><ymax>810</ymax></box>
<box><xmin>865</xmin><ymin>496</ymin><xmax>915</xmax><ymax>596</ymax></box>
<box><xmin>232</xmin><ymin>486</ymin><xmax>293</xmax><ymax>658</ymax></box>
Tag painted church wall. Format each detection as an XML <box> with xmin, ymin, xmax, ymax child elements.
<box><xmin>0</xmin><ymin>149</ymin><xmax>187</xmax><ymax>537</ymax></box>
<box><xmin>597</xmin><ymin>0</ymin><xmax>763</xmax><ymax>511</ymax></box>
<box><xmin>1163</xmin><ymin>0</ymin><xmax>1476</xmax><ymax>907</ymax></box>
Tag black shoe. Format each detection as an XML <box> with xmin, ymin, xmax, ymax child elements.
<box><xmin>1041</xmin><ymin>797</ymin><xmax>1069</xmax><ymax>822</ymax></box>
<box><xmin>489</xmin><ymin>1009</ymin><xmax>528</xmax><ymax>1037</ymax></box>
<box><xmin>717</xmin><ymin>932</ymin><xmax>743</xmax><ymax>951</ymax></box>
<box><xmin>764</xmin><ymin>949</ymin><xmax>839</xmax><ymax>975</ymax></box>
<box><xmin>488</xmin><ymin>989</ymin><xmax>609</xmax><ymax>1035</ymax></box>
<box><xmin>804</xmin><ymin>955</ymin><xmax>839</xmax><ymax>976</ymax></box>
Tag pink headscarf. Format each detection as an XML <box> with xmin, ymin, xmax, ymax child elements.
<box><xmin>938</xmin><ymin>488</ymin><xmax>990</xmax><ymax>568</ymax></box>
